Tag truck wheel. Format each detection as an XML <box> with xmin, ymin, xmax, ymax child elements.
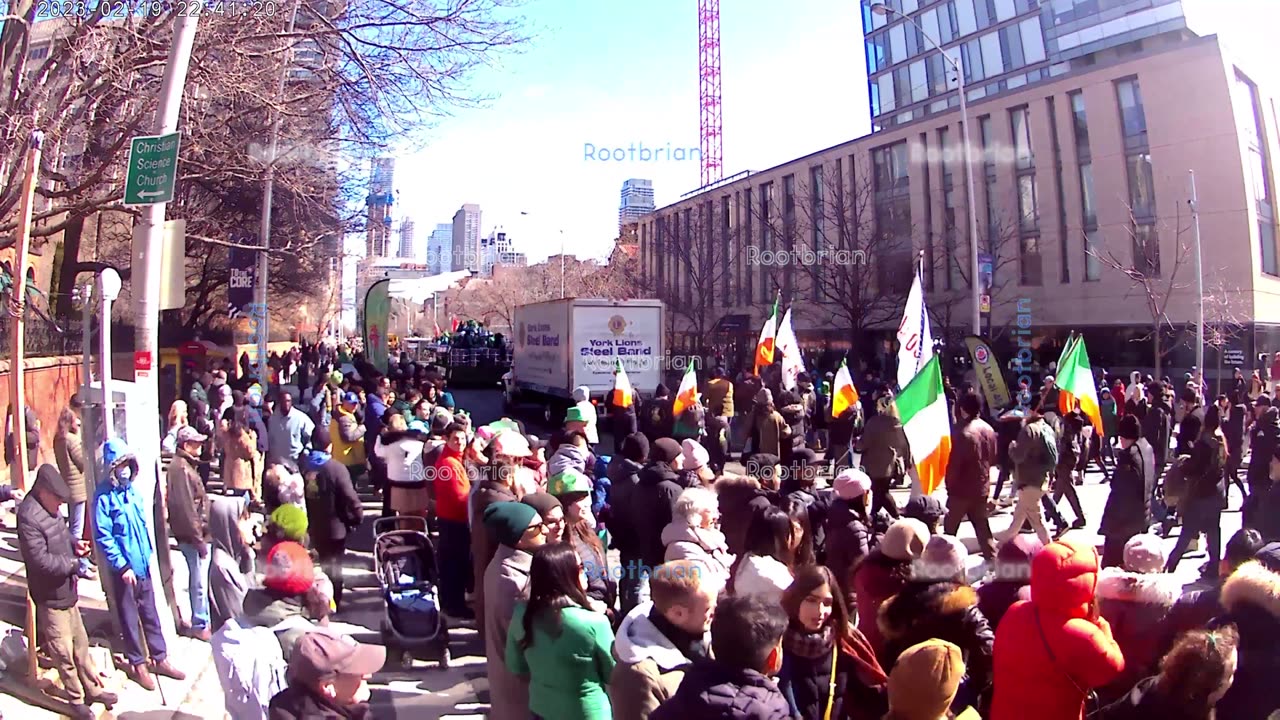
<box><xmin>543</xmin><ymin>404</ymin><xmax>553</xmax><ymax>424</ymax></box>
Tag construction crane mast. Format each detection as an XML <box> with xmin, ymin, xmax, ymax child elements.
<box><xmin>698</xmin><ymin>0</ymin><xmax>723</xmax><ymax>187</ymax></box>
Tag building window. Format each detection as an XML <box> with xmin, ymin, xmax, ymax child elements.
<box><xmin>1079</xmin><ymin>162</ymin><xmax>1096</xmax><ymax>227</ymax></box>
<box><xmin>926</xmin><ymin>53</ymin><xmax>948</xmax><ymax>97</ymax></box>
<box><xmin>29</xmin><ymin>45</ymin><xmax>49</xmax><ymax>60</ymax></box>
<box><xmin>867</xmin><ymin>34</ymin><xmax>888</xmax><ymax>73</ymax></box>
<box><xmin>961</xmin><ymin>40</ymin><xmax>984</xmax><ymax>85</ymax></box>
<box><xmin>759</xmin><ymin>183</ymin><xmax>773</xmax><ymax>303</ymax></box>
<box><xmin>721</xmin><ymin>196</ymin><xmax>732</xmax><ymax>300</ymax></box>
<box><xmin>1020</xmin><ymin>235</ymin><xmax>1043</xmax><ymax>286</ymax></box>
<box><xmin>1085</xmin><ymin>229</ymin><xmax>1102</xmax><ymax>281</ymax></box>
<box><xmin>938</xmin><ymin>1</ymin><xmax>959</xmax><ymax>42</ymax></box>
<box><xmin>893</xmin><ymin>68</ymin><xmax>912</xmax><ymax>110</ymax></box>
<box><xmin>998</xmin><ymin>25</ymin><xmax>1025</xmax><ymax>72</ymax></box>
<box><xmin>1260</xmin><ymin>221</ymin><xmax>1279</xmax><ymax>277</ymax></box>
<box><xmin>811</xmin><ymin>165</ymin><xmax>825</xmax><ymax>300</ymax></box>
<box><xmin>1133</xmin><ymin>223</ymin><xmax>1160</xmax><ymax>276</ymax></box>
<box><xmin>1018</xmin><ymin>175</ymin><xmax>1039</xmax><ymax>232</ymax></box>
<box><xmin>1115</xmin><ymin>78</ymin><xmax>1148</xmax><ymax>148</ymax></box>
<box><xmin>1010</xmin><ymin>107</ymin><xmax>1033</xmax><ymax>170</ymax></box>
<box><xmin>684</xmin><ymin>209</ymin><xmax>694</xmax><ymax>307</ymax></box>
<box><xmin>1068</xmin><ymin>91</ymin><xmax>1090</xmax><ymax>157</ymax></box>
<box><xmin>783</xmin><ymin>175</ymin><xmax>796</xmax><ymax>297</ymax></box>
<box><xmin>872</xmin><ymin>141</ymin><xmax>910</xmax><ymax>192</ymax></box>
<box><xmin>742</xmin><ymin>189</ymin><xmax>753</xmax><ymax>306</ymax></box>
<box><xmin>1125</xmin><ymin>152</ymin><xmax>1155</xmax><ymax>220</ymax></box>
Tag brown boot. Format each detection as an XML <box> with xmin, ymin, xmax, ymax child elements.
<box><xmin>150</xmin><ymin>658</ymin><xmax>186</xmax><ymax>681</ymax></box>
<box><xmin>129</xmin><ymin>663</ymin><xmax>156</xmax><ymax>691</ymax></box>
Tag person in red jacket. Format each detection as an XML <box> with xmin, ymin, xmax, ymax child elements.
<box><xmin>434</xmin><ymin>422</ymin><xmax>473</xmax><ymax>620</ymax></box>
<box><xmin>990</xmin><ymin>538</ymin><xmax>1124</xmax><ymax>720</ymax></box>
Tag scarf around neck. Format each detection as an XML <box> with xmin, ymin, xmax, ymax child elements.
<box><xmin>783</xmin><ymin>621</ymin><xmax>835</xmax><ymax>660</ymax></box>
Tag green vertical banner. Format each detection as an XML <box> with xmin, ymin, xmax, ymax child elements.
<box><xmin>364</xmin><ymin>279</ymin><xmax>391</xmax><ymax>374</ymax></box>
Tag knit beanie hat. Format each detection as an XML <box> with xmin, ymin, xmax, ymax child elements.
<box><xmin>521</xmin><ymin>491</ymin><xmax>563</xmax><ymax>517</ymax></box>
<box><xmin>887</xmin><ymin>639</ymin><xmax>966</xmax><ymax>718</ymax></box>
<box><xmin>620</xmin><ymin>432</ymin><xmax>649</xmax><ymax>463</ymax></box>
<box><xmin>263</xmin><ymin>541</ymin><xmax>316</xmax><ymax>596</ymax></box>
<box><xmin>833</xmin><ymin>468</ymin><xmax>871</xmax><ymax>501</ymax></box>
<box><xmin>913</xmin><ymin>534</ymin><xmax>968</xmax><ymax>582</ymax></box>
<box><xmin>881</xmin><ymin>518</ymin><xmax>931</xmax><ymax>562</ymax></box>
<box><xmin>652</xmin><ymin>438</ymin><xmax>683</xmax><ymax>464</ymax></box>
<box><xmin>484</xmin><ymin>501</ymin><xmax>540</xmax><ymax>547</ymax></box>
<box><xmin>270</xmin><ymin>503</ymin><xmax>309</xmax><ymax>542</ymax></box>
<box><xmin>1119</xmin><ymin>414</ymin><xmax>1142</xmax><ymax>441</ymax></box>
<box><xmin>681</xmin><ymin>439</ymin><xmax>710</xmax><ymax>471</ymax></box>
<box><xmin>1123</xmin><ymin>533</ymin><xmax>1166</xmax><ymax>574</ymax></box>
<box><xmin>903</xmin><ymin>495</ymin><xmax>945</xmax><ymax>527</ymax></box>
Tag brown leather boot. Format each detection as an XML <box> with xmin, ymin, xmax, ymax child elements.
<box><xmin>150</xmin><ymin>658</ymin><xmax>186</xmax><ymax>681</ymax></box>
<box><xmin>129</xmin><ymin>663</ymin><xmax>156</xmax><ymax>691</ymax></box>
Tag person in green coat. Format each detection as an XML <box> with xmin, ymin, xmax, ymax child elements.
<box><xmin>506</xmin><ymin>542</ymin><xmax>616</xmax><ymax>720</ymax></box>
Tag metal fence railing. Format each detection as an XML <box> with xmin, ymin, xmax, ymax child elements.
<box><xmin>0</xmin><ymin>315</ymin><xmax>85</xmax><ymax>360</ymax></box>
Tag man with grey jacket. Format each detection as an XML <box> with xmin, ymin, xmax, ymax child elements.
<box><xmin>996</xmin><ymin>410</ymin><xmax>1058</xmax><ymax>546</ymax></box>
<box><xmin>483</xmin><ymin>502</ymin><xmax>548</xmax><ymax>720</ymax></box>
<box><xmin>610</xmin><ymin>560</ymin><xmax>715</xmax><ymax>720</ymax></box>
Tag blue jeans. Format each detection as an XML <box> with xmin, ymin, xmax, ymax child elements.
<box><xmin>178</xmin><ymin>543</ymin><xmax>211</xmax><ymax>630</ymax></box>
<box><xmin>67</xmin><ymin>501</ymin><xmax>90</xmax><ymax>574</ymax></box>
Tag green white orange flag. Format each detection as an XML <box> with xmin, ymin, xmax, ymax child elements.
<box><xmin>1056</xmin><ymin>336</ymin><xmax>1105</xmax><ymax>436</ymax></box>
<box><xmin>613</xmin><ymin>357</ymin><xmax>634</xmax><ymax>408</ymax></box>
<box><xmin>832</xmin><ymin>359</ymin><xmax>859</xmax><ymax>418</ymax></box>
<box><xmin>754</xmin><ymin>295</ymin><xmax>780</xmax><ymax>375</ymax></box>
<box><xmin>672</xmin><ymin>363</ymin><xmax>699</xmax><ymax>417</ymax></box>
<box><xmin>897</xmin><ymin>355</ymin><xmax>952</xmax><ymax>495</ymax></box>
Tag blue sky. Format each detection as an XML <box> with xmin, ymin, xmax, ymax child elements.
<box><xmin>354</xmin><ymin>0</ymin><xmax>1280</xmax><ymax>270</ymax></box>
<box><xmin>383</xmin><ymin>0</ymin><xmax>871</xmax><ymax>264</ymax></box>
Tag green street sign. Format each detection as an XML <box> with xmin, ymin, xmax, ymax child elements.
<box><xmin>124</xmin><ymin>132</ymin><xmax>181</xmax><ymax>205</ymax></box>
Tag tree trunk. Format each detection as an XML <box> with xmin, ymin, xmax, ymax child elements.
<box><xmin>54</xmin><ymin>216</ymin><xmax>84</xmax><ymax>320</ymax></box>
<box><xmin>1153</xmin><ymin>319</ymin><xmax>1163</xmax><ymax>379</ymax></box>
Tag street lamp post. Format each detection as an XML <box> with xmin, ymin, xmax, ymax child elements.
<box><xmin>520</xmin><ymin>211</ymin><xmax>567</xmax><ymax>298</ymax></box>
<box><xmin>871</xmin><ymin>3</ymin><xmax>982</xmax><ymax>336</ymax></box>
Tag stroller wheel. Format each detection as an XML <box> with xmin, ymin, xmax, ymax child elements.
<box><xmin>399</xmin><ymin>649</ymin><xmax>414</xmax><ymax>668</ymax></box>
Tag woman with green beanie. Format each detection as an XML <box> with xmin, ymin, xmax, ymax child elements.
<box><xmin>549</xmin><ymin>470</ymin><xmax>613</xmax><ymax>616</ymax></box>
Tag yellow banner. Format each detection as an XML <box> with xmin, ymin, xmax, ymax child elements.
<box><xmin>965</xmin><ymin>335</ymin><xmax>1012</xmax><ymax>412</ymax></box>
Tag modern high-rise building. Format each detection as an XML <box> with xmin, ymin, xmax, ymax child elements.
<box><xmin>479</xmin><ymin>230</ymin><xmax>529</xmax><ymax>276</ymax></box>
<box><xmin>620</xmin><ymin>179</ymin><xmax>656</xmax><ymax>229</ymax></box>
<box><xmin>452</xmin><ymin>204</ymin><xmax>482</xmax><ymax>272</ymax></box>
<box><xmin>366</xmin><ymin>158</ymin><xmax>396</xmax><ymax>258</ymax></box>
<box><xmin>638</xmin><ymin>3</ymin><xmax>1280</xmax><ymax>377</ymax></box>
<box><xmin>427</xmin><ymin>223</ymin><xmax>453</xmax><ymax>274</ymax></box>
<box><xmin>862</xmin><ymin>0</ymin><xmax>1213</xmax><ymax>131</ymax></box>
<box><xmin>398</xmin><ymin>218</ymin><xmax>416</xmax><ymax>259</ymax></box>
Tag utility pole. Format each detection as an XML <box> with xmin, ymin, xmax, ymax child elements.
<box><xmin>254</xmin><ymin>0</ymin><xmax>303</xmax><ymax>383</ymax></box>
<box><xmin>1190</xmin><ymin>170</ymin><xmax>1205</xmax><ymax>385</ymax></box>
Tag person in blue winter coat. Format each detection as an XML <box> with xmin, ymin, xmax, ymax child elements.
<box><xmin>93</xmin><ymin>438</ymin><xmax>186</xmax><ymax>691</ymax></box>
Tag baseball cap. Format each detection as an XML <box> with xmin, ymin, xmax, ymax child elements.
<box><xmin>288</xmin><ymin>629</ymin><xmax>386</xmax><ymax>683</ymax></box>
<box><xmin>342</xmin><ymin>392</ymin><xmax>360</xmax><ymax>405</ymax></box>
<box><xmin>176</xmin><ymin>426</ymin><xmax>208</xmax><ymax>445</ymax></box>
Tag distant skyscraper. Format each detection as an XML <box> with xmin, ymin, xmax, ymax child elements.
<box><xmin>366</xmin><ymin>158</ymin><xmax>396</xmax><ymax>258</ymax></box>
<box><xmin>398</xmin><ymin>219</ymin><xmax>416</xmax><ymax>259</ymax></box>
<box><xmin>619</xmin><ymin>179</ymin><xmax>655</xmax><ymax>229</ymax></box>
<box><xmin>451</xmin><ymin>204</ymin><xmax>482</xmax><ymax>272</ymax></box>
<box><xmin>427</xmin><ymin>223</ymin><xmax>452</xmax><ymax>273</ymax></box>
<box><xmin>480</xmin><ymin>230</ymin><xmax>527</xmax><ymax>276</ymax></box>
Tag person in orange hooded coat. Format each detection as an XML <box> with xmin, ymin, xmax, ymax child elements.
<box><xmin>990</xmin><ymin>538</ymin><xmax>1125</xmax><ymax>720</ymax></box>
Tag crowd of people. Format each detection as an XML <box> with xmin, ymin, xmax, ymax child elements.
<box><xmin>12</xmin><ymin>336</ymin><xmax>1280</xmax><ymax>719</ymax></box>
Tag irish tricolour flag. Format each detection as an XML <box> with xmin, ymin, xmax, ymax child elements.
<box><xmin>897</xmin><ymin>355</ymin><xmax>952</xmax><ymax>495</ymax></box>
<box><xmin>613</xmin><ymin>357</ymin><xmax>634</xmax><ymax>408</ymax></box>
<box><xmin>672</xmin><ymin>363</ymin><xmax>699</xmax><ymax>417</ymax></box>
<box><xmin>754</xmin><ymin>295</ymin><xmax>780</xmax><ymax>375</ymax></box>
<box><xmin>1056</xmin><ymin>335</ymin><xmax>1104</xmax><ymax>436</ymax></box>
<box><xmin>831</xmin><ymin>359</ymin><xmax>859</xmax><ymax>418</ymax></box>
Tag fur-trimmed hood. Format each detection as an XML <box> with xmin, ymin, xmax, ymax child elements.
<box><xmin>1221</xmin><ymin>560</ymin><xmax>1280</xmax><ymax>619</ymax></box>
<box><xmin>1096</xmin><ymin>568</ymin><xmax>1182</xmax><ymax>608</ymax></box>
<box><xmin>877</xmin><ymin>580</ymin><xmax>978</xmax><ymax>642</ymax></box>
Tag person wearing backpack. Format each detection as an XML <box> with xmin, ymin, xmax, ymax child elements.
<box><xmin>996</xmin><ymin>410</ymin><xmax>1057</xmax><ymax>546</ymax></box>
<box><xmin>215</xmin><ymin>541</ymin><xmax>329</xmax><ymax>720</ymax></box>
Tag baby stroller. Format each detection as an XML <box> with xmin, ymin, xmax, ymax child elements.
<box><xmin>374</xmin><ymin>516</ymin><xmax>450</xmax><ymax>668</ymax></box>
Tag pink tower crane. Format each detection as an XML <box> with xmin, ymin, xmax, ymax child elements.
<box><xmin>698</xmin><ymin>0</ymin><xmax>723</xmax><ymax>187</ymax></box>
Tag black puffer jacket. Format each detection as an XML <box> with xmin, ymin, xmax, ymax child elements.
<box><xmin>606</xmin><ymin>457</ymin><xmax>644</xmax><ymax>554</ymax></box>
<box><xmin>717</xmin><ymin>478</ymin><xmax>779</xmax><ymax>557</ymax></box>
<box><xmin>268</xmin><ymin>684</ymin><xmax>373</xmax><ymax>719</ymax></box>
<box><xmin>1247</xmin><ymin>407</ymin><xmax>1280</xmax><ymax>490</ymax></box>
<box><xmin>304</xmin><ymin>457</ymin><xmax>363</xmax><ymax>544</ymax></box>
<box><xmin>1213</xmin><ymin>558</ymin><xmax>1280</xmax><ymax>719</ymax></box>
<box><xmin>778</xmin><ymin>401</ymin><xmax>806</xmax><ymax>464</ymax></box>
<box><xmin>877</xmin><ymin>581</ymin><xmax>995</xmax><ymax>709</ymax></box>
<box><xmin>17</xmin><ymin>466</ymin><xmax>79</xmax><ymax>609</ymax></box>
<box><xmin>1142</xmin><ymin>400</ymin><xmax>1173</xmax><ymax>468</ymax></box>
<box><xmin>785</xmin><ymin>486</ymin><xmax>833</xmax><ymax>559</ymax></box>
<box><xmin>1100</xmin><ymin>440</ymin><xmax>1154</xmax><ymax>540</ymax></box>
<box><xmin>627</xmin><ymin>461</ymin><xmax>692</xmax><ymax>567</ymax></box>
<box><xmin>824</xmin><ymin>497</ymin><xmax>872</xmax><ymax>595</ymax></box>
<box><xmin>650</xmin><ymin>659</ymin><xmax>791</xmax><ymax>720</ymax></box>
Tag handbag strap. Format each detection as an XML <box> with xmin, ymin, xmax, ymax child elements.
<box><xmin>1033</xmin><ymin>607</ymin><xmax>1098</xmax><ymax>715</ymax></box>
<box><xmin>823</xmin><ymin>640</ymin><xmax>839</xmax><ymax>720</ymax></box>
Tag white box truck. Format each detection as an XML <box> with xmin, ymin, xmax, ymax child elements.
<box><xmin>505</xmin><ymin>298</ymin><xmax>665</xmax><ymax>422</ymax></box>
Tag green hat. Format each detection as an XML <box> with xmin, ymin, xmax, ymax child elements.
<box><xmin>483</xmin><ymin>501</ymin><xmax>539</xmax><ymax>547</ymax></box>
<box><xmin>564</xmin><ymin>406</ymin><xmax>590</xmax><ymax>424</ymax></box>
<box><xmin>270</xmin><ymin>503</ymin><xmax>309</xmax><ymax>542</ymax></box>
<box><xmin>328</xmin><ymin>371</ymin><xmax>343</xmax><ymax>385</ymax></box>
<box><xmin>548</xmin><ymin>469</ymin><xmax>592</xmax><ymax>497</ymax></box>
